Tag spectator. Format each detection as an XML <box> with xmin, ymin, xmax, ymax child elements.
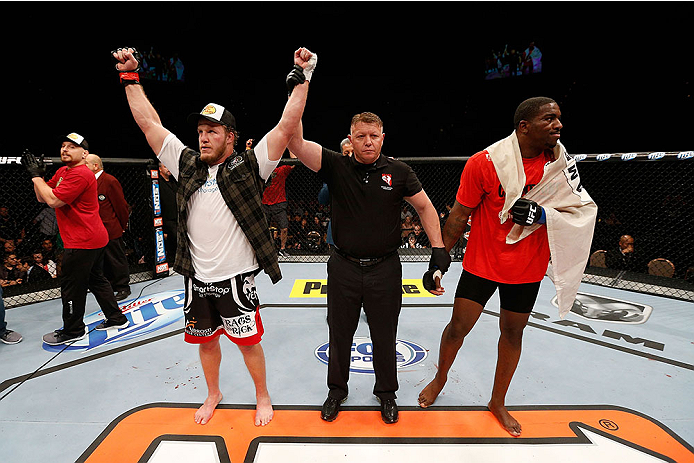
<box><xmin>287</xmin><ymin>213</ymin><xmax>303</xmax><ymax>249</ymax></box>
<box><xmin>2</xmin><ymin>239</ymin><xmax>17</xmax><ymax>261</ymax></box>
<box><xmin>605</xmin><ymin>234</ymin><xmax>643</xmax><ymax>272</ymax></box>
<box><xmin>33</xmin><ymin>250</ymin><xmax>57</xmax><ymax>279</ymax></box>
<box><xmin>401</xmin><ymin>206</ymin><xmax>413</xmax><ymax>222</ymax></box>
<box><xmin>0</xmin><ymin>253</ymin><xmax>23</xmax><ymax>287</ymax></box>
<box><xmin>413</xmin><ymin>223</ymin><xmax>430</xmax><ymax>248</ymax></box>
<box><xmin>158</xmin><ymin>161</ymin><xmax>178</xmax><ymax>266</ymax></box>
<box><xmin>401</xmin><ymin>232</ymin><xmax>422</xmax><ymax>249</ymax></box>
<box><xmin>293</xmin><ymin>217</ymin><xmax>313</xmax><ymax>250</ymax></box>
<box><xmin>85</xmin><ymin>154</ymin><xmax>131</xmax><ymax>301</ymax></box>
<box><xmin>20</xmin><ymin>255</ymin><xmax>52</xmax><ymax>284</ymax></box>
<box><xmin>401</xmin><ymin>214</ymin><xmax>415</xmax><ymax>242</ymax></box>
<box><xmin>0</xmin><ymin>285</ymin><xmax>23</xmax><ymax>344</ymax></box>
<box><xmin>39</xmin><ymin>237</ymin><xmax>62</xmax><ymax>276</ymax></box>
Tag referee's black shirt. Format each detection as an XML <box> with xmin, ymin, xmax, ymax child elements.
<box><xmin>319</xmin><ymin>148</ymin><xmax>422</xmax><ymax>258</ymax></box>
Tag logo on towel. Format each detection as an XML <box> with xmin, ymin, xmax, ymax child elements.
<box><xmin>42</xmin><ymin>290</ymin><xmax>185</xmax><ymax>353</ymax></box>
<box><xmin>315</xmin><ymin>337</ymin><xmax>427</xmax><ymax>374</ymax></box>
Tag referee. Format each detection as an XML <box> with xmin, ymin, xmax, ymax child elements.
<box><xmin>288</xmin><ymin>112</ymin><xmax>450</xmax><ymax>424</ymax></box>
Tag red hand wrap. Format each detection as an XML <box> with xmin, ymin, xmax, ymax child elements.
<box><xmin>119</xmin><ymin>72</ymin><xmax>140</xmax><ymax>84</ymax></box>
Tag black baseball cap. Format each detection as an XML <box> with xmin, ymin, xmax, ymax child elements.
<box><xmin>187</xmin><ymin>103</ymin><xmax>236</xmax><ymax>129</ymax></box>
<box><xmin>63</xmin><ymin>132</ymin><xmax>89</xmax><ymax>150</ymax></box>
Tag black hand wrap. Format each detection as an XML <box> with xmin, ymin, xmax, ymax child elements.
<box><xmin>422</xmin><ymin>269</ymin><xmax>441</xmax><ymax>291</ymax></box>
<box><xmin>21</xmin><ymin>149</ymin><xmax>46</xmax><ymax>178</ymax></box>
<box><xmin>511</xmin><ymin>198</ymin><xmax>542</xmax><ymax>225</ymax></box>
<box><xmin>286</xmin><ymin>64</ymin><xmax>306</xmax><ymax>95</ymax></box>
<box><xmin>112</xmin><ymin>47</ymin><xmax>142</xmax><ymax>85</ymax></box>
<box><xmin>422</xmin><ymin>247</ymin><xmax>451</xmax><ymax>292</ymax></box>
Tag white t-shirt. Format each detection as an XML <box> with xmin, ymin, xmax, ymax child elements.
<box><xmin>158</xmin><ymin>134</ymin><xmax>278</xmax><ymax>283</ymax></box>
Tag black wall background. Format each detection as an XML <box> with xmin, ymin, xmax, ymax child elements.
<box><xmin>4</xmin><ymin>2</ymin><xmax>692</xmax><ymax>160</ymax></box>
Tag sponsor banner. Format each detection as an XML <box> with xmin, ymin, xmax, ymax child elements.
<box><xmin>315</xmin><ymin>336</ymin><xmax>427</xmax><ymax>374</ymax></box>
<box><xmin>155</xmin><ymin>229</ymin><xmax>166</xmax><ymax>263</ymax></box>
<box><xmin>290</xmin><ymin>279</ymin><xmax>435</xmax><ymax>298</ymax></box>
<box><xmin>149</xmin><ymin>169</ymin><xmax>168</xmax><ymax>277</ymax></box>
<box><xmin>151</xmin><ymin>180</ymin><xmax>161</xmax><ymax>216</ymax></box>
<box><xmin>573</xmin><ymin>151</ymin><xmax>694</xmax><ymax>162</ymax></box>
<box><xmin>42</xmin><ymin>290</ymin><xmax>185</xmax><ymax>353</ymax></box>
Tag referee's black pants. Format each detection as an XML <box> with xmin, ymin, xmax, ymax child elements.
<box><xmin>326</xmin><ymin>251</ymin><xmax>402</xmax><ymax>401</ymax></box>
<box><xmin>60</xmin><ymin>247</ymin><xmax>128</xmax><ymax>336</ymax></box>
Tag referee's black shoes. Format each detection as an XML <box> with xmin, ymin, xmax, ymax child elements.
<box><xmin>320</xmin><ymin>396</ymin><xmax>347</xmax><ymax>422</ymax></box>
<box><xmin>379</xmin><ymin>397</ymin><xmax>399</xmax><ymax>424</ymax></box>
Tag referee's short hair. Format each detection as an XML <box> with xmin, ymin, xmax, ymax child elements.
<box><xmin>351</xmin><ymin>112</ymin><xmax>383</xmax><ymax>131</ymax></box>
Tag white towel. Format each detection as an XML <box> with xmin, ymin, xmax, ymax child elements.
<box><xmin>486</xmin><ymin>132</ymin><xmax>598</xmax><ymax>318</ymax></box>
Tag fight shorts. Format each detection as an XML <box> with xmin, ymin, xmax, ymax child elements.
<box><xmin>183</xmin><ymin>271</ymin><xmax>263</xmax><ymax>345</ymax></box>
<box><xmin>455</xmin><ymin>270</ymin><xmax>541</xmax><ymax>314</ymax></box>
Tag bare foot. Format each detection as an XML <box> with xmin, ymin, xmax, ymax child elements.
<box><xmin>194</xmin><ymin>392</ymin><xmax>223</xmax><ymax>425</ymax></box>
<box><xmin>255</xmin><ymin>394</ymin><xmax>274</xmax><ymax>426</ymax></box>
<box><xmin>487</xmin><ymin>401</ymin><xmax>521</xmax><ymax>437</ymax></box>
<box><xmin>418</xmin><ymin>377</ymin><xmax>446</xmax><ymax>408</ymax></box>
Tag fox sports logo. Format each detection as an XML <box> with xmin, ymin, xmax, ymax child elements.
<box><xmin>315</xmin><ymin>336</ymin><xmax>427</xmax><ymax>374</ymax></box>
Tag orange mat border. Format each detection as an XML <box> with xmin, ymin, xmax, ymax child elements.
<box><xmin>79</xmin><ymin>403</ymin><xmax>694</xmax><ymax>462</ymax></box>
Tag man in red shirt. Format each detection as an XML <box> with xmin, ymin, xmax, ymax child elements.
<box><xmin>22</xmin><ymin>133</ymin><xmax>129</xmax><ymax>345</ymax></box>
<box><xmin>418</xmin><ymin>97</ymin><xmax>566</xmax><ymax>436</ymax></box>
<box><xmin>85</xmin><ymin>154</ymin><xmax>132</xmax><ymax>301</ymax></box>
<box><xmin>261</xmin><ymin>152</ymin><xmax>296</xmax><ymax>257</ymax></box>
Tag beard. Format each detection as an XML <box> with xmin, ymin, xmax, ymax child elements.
<box><xmin>199</xmin><ymin>145</ymin><xmax>227</xmax><ymax>165</ymax></box>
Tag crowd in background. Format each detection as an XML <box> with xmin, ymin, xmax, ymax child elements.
<box><xmin>0</xmin><ymin>202</ymin><xmax>149</xmax><ymax>295</ymax></box>
<box><xmin>266</xmin><ymin>199</ymin><xmax>453</xmax><ymax>255</ymax></box>
<box><xmin>484</xmin><ymin>40</ymin><xmax>543</xmax><ymax>80</ymax></box>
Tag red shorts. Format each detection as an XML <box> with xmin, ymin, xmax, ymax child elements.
<box><xmin>183</xmin><ymin>271</ymin><xmax>264</xmax><ymax>345</ymax></box>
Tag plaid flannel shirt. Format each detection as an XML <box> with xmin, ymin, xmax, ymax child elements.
<box><xmin>173</xmin><ymin>147</ymin><xmax>282</xmax><ymax>284</ymax></box>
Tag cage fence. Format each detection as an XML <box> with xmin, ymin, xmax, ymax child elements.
<box><xmin>1</xmin><ymin>150</ymin><xmax>692</xmax><ymax>308</ymax></box>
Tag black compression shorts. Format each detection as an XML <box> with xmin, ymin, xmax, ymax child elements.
<box><xmin>454</xmin><ymin>270</ymin><xmax>541</xmax><ymax>313</ymax></box>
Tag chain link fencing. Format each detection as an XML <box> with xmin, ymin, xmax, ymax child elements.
<box><xmin>1</xmin><ymin>157</ymin><xmax>160</xmax><ymax>308</ymax></box>
<box><xmin>272</xmin><ymin>152</ymin><xmax>694</xmax><ymax>302</ymax></box>
<box><xmin>2</xmin><ymin>151</ymin><xmax>692</xmax><ymax>308</ymax></box>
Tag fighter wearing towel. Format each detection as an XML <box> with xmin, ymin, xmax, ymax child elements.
<box><xmin>418</xmin><ymin>97</ymin><xmax>596</xmax><ymax>437</ymax></box>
